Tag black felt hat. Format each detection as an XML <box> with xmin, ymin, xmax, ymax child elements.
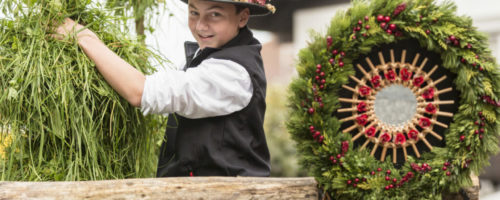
<box><xmin>180</xmin><ymin>0</ymin><xmax>276</xmax><ymax>16</ymax></box>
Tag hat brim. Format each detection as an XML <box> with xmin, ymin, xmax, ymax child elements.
<box><xmin>180</xmin><ymin>0</ymin><xmax>271</xmax><ymax>16</ymax></box>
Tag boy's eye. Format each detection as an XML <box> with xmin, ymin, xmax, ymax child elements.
<box><xmin>211</xmin><ymin>12</ymin><xmax>221</xmax><ymax>17</ymax></box>
<box><xmin>190</xmin><ymin>11</ymin><xmax>199</xmax><ymax>16</ymax></box>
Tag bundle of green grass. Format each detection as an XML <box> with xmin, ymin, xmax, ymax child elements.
<box><xmin>0</xmin><ymin>0</ymin><xmax>166</xmax><ymax>181</ymax></box>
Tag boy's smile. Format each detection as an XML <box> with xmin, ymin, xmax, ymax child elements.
<box><xmin>188</xmin><ymin>0</ymin><xmax>249</xmax><ymax>49</ymax></box>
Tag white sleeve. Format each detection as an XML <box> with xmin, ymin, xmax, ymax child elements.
<box><xmin>140</xmin><ymin>58</ymin><xmax>253</xmax><ymax>118</ymax></box>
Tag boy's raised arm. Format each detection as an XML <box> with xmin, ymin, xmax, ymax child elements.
<box><xmin>54</xmin><ymin>18</ymin><xmax>145</xmax><ymax>107</ymax></box>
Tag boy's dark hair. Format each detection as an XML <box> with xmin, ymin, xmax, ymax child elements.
<box><xmin>235</xmin><ymin>5</ymin><xmax>247</xmax><ymax>14</ymax></box>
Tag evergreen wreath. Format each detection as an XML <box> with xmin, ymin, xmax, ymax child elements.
<box><xmin>287</xmin><ymin>0</ymin><xmax>500</xmax><ymax>199</ymax></box>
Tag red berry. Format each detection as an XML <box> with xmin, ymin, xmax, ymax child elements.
<box><xmin>446</xmin><ymin>171</ymin><xmax>451</xmax><ymax>176</ymax></box>
<box><xmin>333</xmin><ymin>159</ymin><xmax>337</xmax><ymax>164</ymax></box>
<box><xmin>385</xmin><ymin>186</ymin><xmax>390</xmax><ymax>190</ymax></box>
<box><xmin>318</xmin><ymin>136</ymin><xmax>324</xmax><ymax>143</ymax></box>
<box><xmin>480</xmin><ymin>128</ymin><xmax>484</xmax><ymax>133</ymax></box>
<box><xmin>371</xmin><ymin>171</ymin><xmax>376</xmax><ymax>175</ymax></box>
<box><xmin>340</xmin><ymin>51</ymin><xmax>346</xmax><ymax>57</ymax></box>
<box><xmin>320</xmin><ymin>72</ymin><xmax>325</xmax><ymax>77</ymax></box>
<box><xmin>481</xmin><ymin>122</ymin><xmax>485</xmax><ymax>127</ymax></box>
<box><xmin>384</xmin><ymin>16</ymin><xmax>391</xmax><ymax>22</ymax></box>
<box><xmin>472</xmin><ymin>63</ymin><xmax>477</xmax><ymax>67</ymax></box>
<box><xmin>365</xmin><ymin>25</ymin><xmax>371</xmax><ymax>30</ymax></box>
<box><xmin>389</xmin><ymin>24</ymin><xmax>397</xmax><ymax>31</ymax></box>
<box><xmin>460</xmin><ymin>135</ymin><xmax>465</xmax><ymax>141</ymax></box>
<box><xmin>467</xmin><ymin>43</ymin><xmax>472</xmax><ymax>49</ymax></box>
<box><xmin>480</xmin><ymin>134</ymin><xmax>484</xmax><ymax>139</ymax></box>
<box><xmin>316</xmin><ymin>64</ymin><xmax>322</xmax><ymax>69</ymax></box>
<box><xmin>380</xmin><ymin>22</ymin><xmax>387</xmax><ymax>29</ymax></box>
<box><xmin>319</xmin><ymin>85</ymin><xmax>324</xmax><ymax>90</ymax></box>
<box><xmin>364</xmin><ymin>16</ymin><xmax>369</xmax><ymax>21</ymax></box>
<box><xmin>425</xmin><ymin>29</ymin><xmax>431</xmax><ymax>35</ymax></box>
<box><xmin>389</xmin><ymin>184</ymin><xmax>394</xmax><ymax>188</ymax></box>
<box><xmin>339</xmin><ymin>62</ymin><xmax>344</xmax><ymax>67</ymax></box>
<box><xmin>309</xmin><ymin>125</ymin><xmax>315</xmax><ymax>131</ymax></box>
<box><xmin>355</xmin><ymin>178</ymin><xmax>360</xmax><ymax>182</ymax></box>
<box><xmin>362</xmin><ymin>33</ymin><xmax>367</xmax><ymax>37</ymax></box>
<box><xmin>315</xmin><ymin>69</ymin><xmax>321</xmax><ymax>73</ymax></box>
<box><xmin>386</xmin><ymin>29</ymin><xmax>392</xmax><ymax>34</ymax></box>
<box><xmin>320</xmin><ymin>79</ymin><xmax>326</xmax><ymax>84</ymax></box>
<box><xmin>352</xmin><ymin>35</ymin><xmax>357</xmax><ymax>40</ymax></box>
<box><xmin>444</xmin><ymin>162</ymin><xmax>450</xmax><ymax>167</ymax></box>
<box><xmin>449</xmin><ymin>35</ymin><xmax>456</xmax><ymax>41</ymax></box>
<box><xmin>385</xmin><ymin>176</ymin><xmax>390</xmax><ymax>181</ymax></box>
<box><xmin>329</xmin><ymin>58</ymin><xmax>335</xmax><ymax>64</ymax></box>
<box><xmin>308</xmin><ymin>108</ymin><xmax>315</xmax><ymax>114</ymax></box>
<box><xmin>392</xmin><ymin>178</ymin><xmax>397</xmax><ymax>183</ymax></box>
<box><xmin>347</xmin><ymin>180</ymin><xmax>352</xmax><ymax>185</ymax></box>
<box><xmin>442</xmin><ymin>166</ymin><xmax>447</xmax><ymax>171</ymax></box>
<box><xmin>461</xmin><ymin>58</ymin><xmax>466</xmax><ymax>63</ymax></box>
<box><xmin>363</xmin><ymin>178</ymin><xmax>367</xmax><ymax>182</ymax></box>
<box><xmin>386</xmin><ymin>170</ymin><xmax>391</xmax><ymax>175</ymax></box>
<box><xmin>329</xmin><ymin>155</ymin><xmax>334</xmax><ymax>161</ymax></box>
<box><xmin>353</xmin><ymin>183</ymin><xmax>357</xmax><ymax>187</ymax></box>
<box><xmin>315</xmin><ymin>75</ymin><xmax>320</xmax><ymax>80</ymax></box>
<box><xmin>377</xmin><ymin>14</ymin><xmax>384</xmax><ymax>22</ymax></box>
<box><xmin>358</xmin><ymin>20</ymin><xmax>363</xmax><ymax>25</ymax></box>
<box><xmin>337</xmin><ymin>154</ymin><xmax>341</xmax><ymax>159</ymax></box>
<box><xmin>377</xmin><ymin>168</ymin><xmax>382</xmax><ymax>172</ymax></box>
<box><xmin>479</xmin><ymin>112</ymin><xmax>483</xmax><ymax>116</ymax></box>
<box><xmin>479</xmin><ymin>67</ymin><xmax>484</xmax><ymax>71</ymax></box>
<box><xmin>474</xmin><ymin>130</ymin><xmax>479</xmax><ymax>135</ymax></box>
<box><xmin>332</xmin><ymin>49</ymin><xmax>338</xmax><ymax>55</ymax></box>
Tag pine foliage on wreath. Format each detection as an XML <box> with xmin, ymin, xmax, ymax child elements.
<box><xmin>287</xmin><ymin>0</ymin><xmax>500</xmax><ymax>199</ymax></box>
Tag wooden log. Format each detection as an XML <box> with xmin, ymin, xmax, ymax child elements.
<box><xmin>0</xmin><ymin>177</ymin><xmax>318</xmax><ymax>200</ymax></box>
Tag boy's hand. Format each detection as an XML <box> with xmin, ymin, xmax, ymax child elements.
<box><xmin>52</xmin><ymin>18</ymin><xmax>99</xmax><ymax>43</ymax></box>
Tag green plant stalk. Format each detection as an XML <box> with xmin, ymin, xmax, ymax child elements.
<box><xmin>0</xmin><ymin>0</ymin><xmax>167</xmax><ymax>181</ymax></box>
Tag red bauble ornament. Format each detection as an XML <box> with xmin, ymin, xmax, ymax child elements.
<box><xmin>419</xmin><ymin>117</ymin><xmax>432</xmax><ymax>128</ymax></box>
<box><xmin>377</xmin><ymin>14</ymin><xmax>384</xmax><ymax>22</ymax></box>
<box><xmin>380</xmin><ymin>22</ymin><xmax>387</xmax><ymax>29</ymax></box>
<box><xmin>384</xmin><ymin>16</ymin><xmax>391</xmax><ymax>22</ymax></box>
<box><xmin>393</xmin><ymin>3</ymin><xmax>407</xmax><ymax>16</ymax></box>
<box><xmin>389</xmin><ymin>24</ymin><xmax>397</xmax><ymax>31</ymax></box>
<box><xmin>359</xmin><ymin>86</ymin><xmax>372</xmax><ymax>96</ymax></box>
<box><xmin>356</xmin><ymin>114</ymin><xmax>369</xmax><ymax>126</ymax></box>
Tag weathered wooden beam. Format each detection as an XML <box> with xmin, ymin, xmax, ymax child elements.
<box><xmin>0</xmin><ymin>177</ymin><xmax>318</xmax><ymax>200</ymax></box>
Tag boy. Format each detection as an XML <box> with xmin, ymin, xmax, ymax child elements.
<box><xmin>54</xmin><ymin>0</ymin><xmax>276</xmax><ymax>177</ymax></box>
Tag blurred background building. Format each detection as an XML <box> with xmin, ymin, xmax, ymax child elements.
<box><xmin>146</xmin><ymin>0</ymin><xmax>500</xmax><ymax>198</ymax></box>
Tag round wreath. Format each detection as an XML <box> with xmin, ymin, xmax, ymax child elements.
<box><xmin>287</xmin><ymin>0</ymin><xmax>500</xmax><ymax>199</ymax></box>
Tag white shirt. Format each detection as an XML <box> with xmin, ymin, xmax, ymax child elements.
<box><xmin>140</xmin><ymin>57</ymin><xmax>253</xmax><ymax>119</ymax></box>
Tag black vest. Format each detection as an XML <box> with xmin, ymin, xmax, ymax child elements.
<box><xmin>156</xmin><ymin>27</ymin><xmax>270</xmax><ymax>177</ymax></box>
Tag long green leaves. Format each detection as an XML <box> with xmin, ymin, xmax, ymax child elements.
<box><xmin>0</xmin><ymin>0</ymin><xmax>166</xmax><ymax>181</ymax></box>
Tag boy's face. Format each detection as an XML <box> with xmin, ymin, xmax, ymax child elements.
<box><xmin>188</xmin><ymin>0</ymin><xmax>250</xmax><ymax>49</ymax></box>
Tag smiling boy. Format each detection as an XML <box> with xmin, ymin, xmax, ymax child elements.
<box><xmin>54</xmin><ymin>0</ymin><xmax>276</xmax><ymax>177</ymax></box>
